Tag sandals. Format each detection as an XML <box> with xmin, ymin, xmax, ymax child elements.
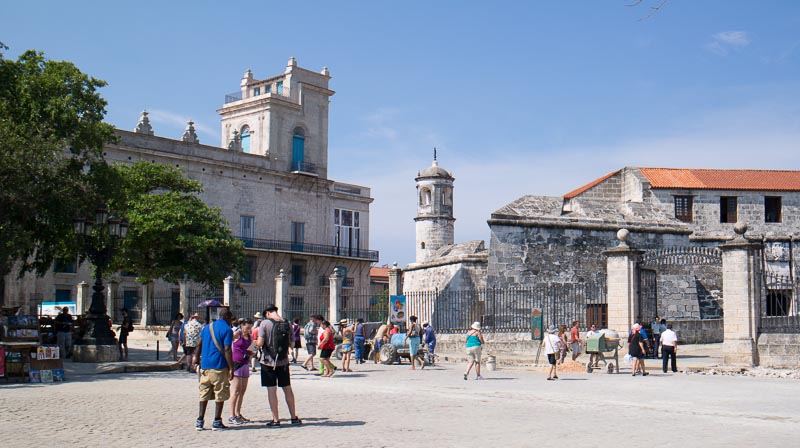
<box><xmin>266</xmin><ymin>421</ymin><xmax>281</xmax><ymax>427</ymax></box>
<box><xmin>291</xmin><ymin>417</ymin><xmax>303</xmax><ymax>425</ymax></box>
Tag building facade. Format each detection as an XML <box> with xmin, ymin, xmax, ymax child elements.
<box><xmin>2</xmin><ymin>58</ymin><xmax>378</xmax><ymax>324</ymax></box>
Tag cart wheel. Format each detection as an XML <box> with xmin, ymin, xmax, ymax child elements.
<box><xmin>586</xmin><ymin>361</ymin><xmax>593</xmax><ymax>374</ymax></box>
<box><xmin>607</xmin><ymin>363</ymin><xmax>615</xmax><ymax>374</ymax></box>
<box><xmin>379</xmin><ymin>344</ymin><xmax>397</xmax><ymax>365</ymax></box>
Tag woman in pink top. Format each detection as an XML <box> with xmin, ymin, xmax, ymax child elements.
<box><xmin>228</xmin><ymin>319</ymin><xmax>256</xmax><ymax>426</ymax></box>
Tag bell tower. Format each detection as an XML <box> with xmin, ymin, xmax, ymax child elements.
<box><xmin>415</xmin><ymin>149</ymin><xmax>455</xmax><ymax>263</ymax></box>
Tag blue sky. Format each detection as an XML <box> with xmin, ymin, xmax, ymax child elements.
<box><xmin>3</xmin><ymin>1</ymin><xmax>799</xmax><ymax>267</ymax></box>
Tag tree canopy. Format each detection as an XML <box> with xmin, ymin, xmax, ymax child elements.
<box><xmin>108</xmin><ymin>162</ymin><xmax>245</xmax><ymax>285</ymax></box>
<box><xmin>0</xmin><ymin>47</ymin><xmax>116</xmax><ymax>276</ymax></box>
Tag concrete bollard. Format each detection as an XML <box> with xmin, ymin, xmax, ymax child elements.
<box><xmin>487</xmin><ymin>355</ymin><xmax>497</xmax><ymax>371</ymax></box>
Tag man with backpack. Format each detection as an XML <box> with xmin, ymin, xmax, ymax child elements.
<box><xmin>257</xmin><ymin>304</ymin><xmax>302</xmax><ymax>427</ymax></box>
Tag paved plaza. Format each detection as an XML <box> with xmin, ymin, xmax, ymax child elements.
<box><xmin>1</xmin><ymin>344</ymin><xmax>799</xmax><ymax>447</ymax></box>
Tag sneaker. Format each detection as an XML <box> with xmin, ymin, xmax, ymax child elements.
<box><xmin>227</xmin><ymin>416</ymin><xmax>242</xmax><ymax>426</ymax></box>
<box><xmin>475</xmin><ymin>375</ymin><xmax>483</xmax><ymax>380</ymax></box>
<box><xmin>463</xmin><ymin>374</ymin><xmax>468</xmax><ymax>381</ymax></box>
<box><xmin>212</xmin><ymin>420</ymin><xmax>228</xmax><ymax>431</ymax></box>
<box><xmin>195</xmin><ymin>419</ymin><xmax>204</xmax><ymax>431</ymax></box>
<box><xmin>238</xmin><ymin>415</ymin><xmax>252</xmax><ymax>423</ymax></box>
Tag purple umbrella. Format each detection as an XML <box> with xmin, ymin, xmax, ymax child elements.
<box><xmin>198</xmin><ymin>299</ymin><xmax>222</xmax><ymax>307</ymax></box>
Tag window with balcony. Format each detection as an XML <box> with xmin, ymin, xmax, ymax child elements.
<box><xmin>720</xmin><ymin>196</ymin><xmax>738</xmax><ymax>223</ymax></box>
<box><xmin>765</xmin><ymin>196</ymin><xmax>782</xmax><ymax>223</ymax></box>
<box><xmin>291</xmin><ymin>222</ymin><xmax>305</xmax><ymax>252</ymax></box>
<box><xmin>241</xmin><ymin>255</ymin><xmax>257</xmax><ymax>283</ymax></box>
<box><xmin>334</xmin><ymin>209</ymin><xmax>361</xmax><ymax>256</ymax></box>
<box><xmin>241</xmin><ymin>125</ymin><xmax>251</xmax><ymax>153</ymax></box>
<box><xmin>240</xmin><ymin>215</ymin><xmax>255</xmax><ymax>247</ymax></box>
<box><xmin>673</xmin><ymin>196</ymin><xmax>693</xmax><ymax>222</ymax></box>
<box><xmin>291</xmin><ymin>127</ymin><xmax>305</xmax><ymax>171</ymax></box>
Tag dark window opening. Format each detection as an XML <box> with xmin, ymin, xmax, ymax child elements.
<box><xmin>54</xmin><ymin>258</ymin><xmax>77</xmax><ymax>274</ymax></box>
<box><xmin>586</xmin><ymin>304</ymin><xmax>608</xmax><ymax>329</ymax></box>
<box><xmin>241</xmin><ymin>256</ymin><xmax>257</xmax><ymax>283</ymax></box>
<box><xmin>720</xmin><ymin>196</ymin><xmax>738</xmax><ymax>223</ymax></box>
<box><xmin>291</xmin><ymin>260</ymin><xmax>306</xmax><ymax>286</ymax></box>
<box><xmin>765</xmin><ymin>196</ymin><xmax>782</xmax><ymax>223</ymax></box>
<box><xmin>674</xmin><ymin>196</ymin><xmax>693</xmax><ymax>222</ymax></box>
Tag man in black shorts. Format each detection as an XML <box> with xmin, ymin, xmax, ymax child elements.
<box><xmin>257</xmin><ymin>305</ymin><xmax>302</xmax><ymax>427</ymax></box>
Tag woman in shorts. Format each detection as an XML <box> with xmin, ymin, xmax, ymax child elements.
<box><xmin>318</xmin><ymin>321</ymin><xmax>337</xmax><ymax>377</ymax></box>
<box><xmin>406</xmin><ymin>315</ymin><xmax>425</xmax><ymax>370</ymax></box>
<box><xmin>167</xmin><ymin>313</ymin><xmax>184</xmax><ymax>361</ymax></box>
<box><xmin>464</xmin><ymin>321</ymin><xmax>485</xmax><ymax>380</ymax></box>
<box><xmin>229</xmin><ymin>319</ymin><xmax>255</xmax><ymax>425</ymax></box>
<box><xmin>339</xmin><ymin>319</ymin><xmax>354</xmax><ymax>372</ymax></box>
<box><xmin>629</xmin><ymin>324</ymin><xmax>648</xmax><ymax>376</ymax></box>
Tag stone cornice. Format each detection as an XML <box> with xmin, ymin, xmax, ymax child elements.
<box><xmin>403</xmin><ymin>254</ymin><xmax>488</xmax><ymax>271</ymax></box>
<box><xmin>487</xmin><ymin>217</ymin><xmax>692</xmax><ymax>235</ymax></box>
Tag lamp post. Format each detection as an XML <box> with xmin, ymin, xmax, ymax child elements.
<box><xmin>72</xmin><ymin>206</ymin><xmax>129</xmax><ymax>362</ymax></box>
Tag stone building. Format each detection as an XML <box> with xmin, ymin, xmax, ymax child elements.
<box><xmin>2</xmin><ymin>57</ymin><xmax>378</xmax><ymax>324</ymax></box>
<box><xmin>405</xmin><ymin>166</ymin><xmax>798</xmax><ymax>340</ymax></box>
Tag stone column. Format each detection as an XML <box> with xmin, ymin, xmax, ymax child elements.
<box><xmin>76</xmin><ymin>281</ymin><xmax>89</xmax><ymax>315</ymax></box>
<box><xmin>388</xmin><ymin>262</ymin><xmax>403</xmax><ymax>297</ymax></box>
<box><xmin>722</xmin><ymin>223</ymin><xmax>761</xmax><ymax>366</ymax></box>
<box><xmin>140</xmin><ymin>282</ymin><xmax>152</xmax><ymax>327</ymax></box>
<box><xmin>223</xmin><ymin>276</ymin><xmax>234</xmax><ymax>307</ymax></box>
<box><xmin>329</xmin><ymin>267</ymin><xmax>344</xmax><ymax>324</ymax></box>
<box><xmin>603</xmin><ymin>229</ymin><xmax>644</xmax><ymax>333</ymax></box>
<box><xmin>107</xmin><ymin>280</ymin><xmax>117</xmax><ymax>321</ymax></box>
<box><xmin>179</xmin><ymin>280</ymin><xmax>189</xmax><ymax>318</ymax></box>
<box><xmin>275</xmin><ymin>269</ymin><xmax>289</xmax><ymax>314</ymax></box>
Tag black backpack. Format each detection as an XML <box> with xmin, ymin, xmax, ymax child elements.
<box><xmin>267</xmin><ymin>318</ymin><xmax>292</xmax><ymax>361</ymax></box>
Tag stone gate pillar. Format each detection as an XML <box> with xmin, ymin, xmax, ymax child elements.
<box><xmin>722</xmin><ymin>223</ymin><xmax>761</xmax><ymax>366</ymax></box>
<box><xmin>76</xmin><ymin>281</ymin><xmax>89</xmax><ymax>315</ymax></box>
<box><xmin>388</xmin><ymin>262</ymin><xmax>403</xmax><ymax>297</ymax></box>
<box><xmin>223</xmin><ymin>276</ymin><xmax>234</xmax><ymax>307</ymax></box>
<box><xmin>275</xmin><ymin>269</ymin><xmax>289</xmax><ymax>314</ymax></box>
<box><xmin>603</xmin><ymin>229</ymin><xmax>644</xmax><ymax>333</ymax></box>
<box><xmin>329</xmin><ymin>267</ymin><xmax>343</xmax><ymax>324</ymax></box>
<box><xmin>178</xmin><ymin>279</ymin><xmax>189</xmax><ymax>318</ymax></box>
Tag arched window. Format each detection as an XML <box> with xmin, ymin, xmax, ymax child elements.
<box><xmin>420</xmin><ymin>242</ymin><xmax>426</xmax><ymax>249</ymax></box>
<box><xmin>241</xmin><ymin>125</ymin><xmax>251</xmax><ymax>153</ymax></box>
<box><xmin>420</xmin><ymin>188</ymin><xmax>431</xmax><ymax>206</ymax></box>
<box><xmin>291</xmin><ymin>127</ymin><xmax>305</xmax><ymax>171</ymax></box>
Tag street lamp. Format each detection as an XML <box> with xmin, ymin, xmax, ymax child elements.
<box><xmin>72</xmin><ymin>206</ymin><xmax>129</xmax><ymax>361</ymax></box>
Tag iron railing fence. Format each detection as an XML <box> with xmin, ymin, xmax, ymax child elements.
<box><xmin>285</xmin><ymin>288</ymin><xmax>330</xmax><ymax>324</ymax></box>
<box><xmin>405</xmin><ymin>281</ymin><xmax>607</xmax><ymax>334</ymax></box>
<box><xmin>231</xmin><ymin>286</ymin><xmax>275</xmax><ymax>321</ymax></box>
<box><xmin>236</xmin><ymin>236</ymin><xmax>379</xmax><ymax>262</ymax></box>
<box><xmin>760</xmin><ymin>269</ymin><xmax>800</xmax><ymax>333</ymax></box>
<box><xmin>340</xmin><ymin>285</ymin><xmax>390</xmax><ymax>323</ymax></box>
<box><xmin>151</xmin><ymin>287</ymin><xmax>180</xmax><ymax>326</ymax></box>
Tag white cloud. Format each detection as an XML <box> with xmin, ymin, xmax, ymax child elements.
<box><xmin>147</xmin><ymin>109</ymin><xmax>216</xmax><ymax>140</ymax></box>
<box><xmin>707</xmin><ymin>31</ymin><xmax>751</xmax><ymax>55</ymax></box>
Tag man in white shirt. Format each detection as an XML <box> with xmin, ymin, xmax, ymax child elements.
<box><xmin>542</xmin><ymin>325</ymin><xmax>562</xmax><ymax>381</ymax></box>
<box><xmin>660</xmin><ymin>323</ymin><xmax>678</xmax><ymax>373</ymax></box>
<box><xmin>585</xmin><ymin>324</ymin><xmax>601</xmax><ymax>367</ymax></box>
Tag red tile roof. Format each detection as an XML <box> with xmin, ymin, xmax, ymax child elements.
<box><xmin>563</xmin><ymin>170</ymin><xmax>620</xmax><ymax>199</ymax></box>
<box><xmin>370</xmin><ymin>266</ymin><xmax>390</xmax><ymax>282</ymax></box>
<box><xmin>639</xmin><ymin>168</ymin><xmax>800</xmax><ymax>192</ymax></box>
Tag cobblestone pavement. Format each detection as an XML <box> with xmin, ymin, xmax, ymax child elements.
<box><xmin>2</xmin><ymin>353</ymin><xmax>799</xmax><ymax>447</ymax></box>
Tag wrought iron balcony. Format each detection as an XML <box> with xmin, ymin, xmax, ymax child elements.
<box><xmin>291</xmin><ymin>160</ymin><xmax>317</xmax><ymax>174</ymax></box>
<box><xmin>237</xmin><ymin>236</ymin><xmax>379</xmax><ymax>262</ymax></box>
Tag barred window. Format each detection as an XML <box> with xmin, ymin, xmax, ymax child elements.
<box><xmin>674</xmin><ymin>196</ymin><xmax>693</xmax><ymax>222</ymax></box>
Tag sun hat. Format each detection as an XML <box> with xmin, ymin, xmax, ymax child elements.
<box><xmin>253</xmin><ymin>312</ymin><xmax>263</xmax><ymax>319</ymax></box>
<box><xmin>546</xmin><ymin>324</ymin><xmax>557</xmax><ymax>333</ymax></box>
<box><xmin>470</xmin><ymin>322</ymin><xmax>481</xmax><ymax>331</ymax></box>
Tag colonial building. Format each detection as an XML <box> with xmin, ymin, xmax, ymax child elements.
<box><xmin>3</xmin><ymin>57</ymin><xmax>378</xmax><ymax>324</ymax></box>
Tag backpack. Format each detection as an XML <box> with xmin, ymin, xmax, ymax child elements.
<box><xmin>266</xmin><ymin>318</ymin><xmax>292</xmax><ymax>361</ymax></box>
<box><xmin>304</xmin><ymin>321</ymin><xmax>316</xmax><ymax>343</ymax></box>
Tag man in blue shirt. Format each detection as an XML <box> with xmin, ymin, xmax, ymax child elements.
<box><xmin>193</xmin><ymin>309</ymin><xmax>234</xmax><ymax>431</ymax></box>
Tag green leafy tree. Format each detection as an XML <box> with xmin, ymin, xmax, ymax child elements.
<box><xmin>108</xmin><ymin>161</ymin><xmax>245</xmax><ymax>285</ymax></box>
<box><xmin>0</xmin><ymin>46</ymin><xmax>116</xmax><ymax>278</ymax></box>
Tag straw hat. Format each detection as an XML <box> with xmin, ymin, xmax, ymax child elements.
<box><xmin>253</xmin><ymin>312</ymin><xmax>263</xmax><ymax>319</ymax></box>
<box><xmin>470</xmin><ymin>322</ymin><xmax>481</xmax><ymax>331</ymax></box>
<box><xmin>546</xmin><ymin>324</ymin><xmax>557</xmax><ymax>334</ymax></box>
